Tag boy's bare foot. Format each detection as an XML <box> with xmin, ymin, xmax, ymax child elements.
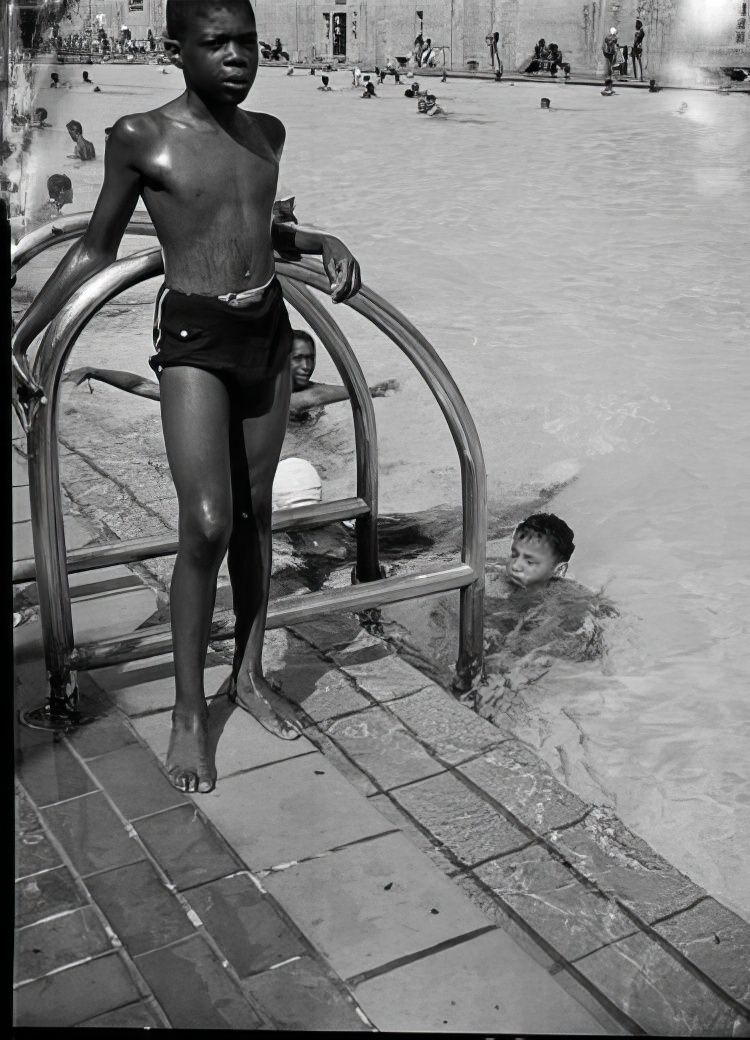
<box><xmin>166</xmin><ymin>709</ymin><xmax>216</xmax><ymax>793</ymax></box>
<box><xmin>227</xmin><ymin>673</ymin><xmax>301</xmax><ymax>740</ymax></box>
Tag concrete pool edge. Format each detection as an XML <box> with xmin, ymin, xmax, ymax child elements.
<box><xmin>287</xmin><ymin>614</ymin><xmax>750</xmax><ymax>1035</ymax></box>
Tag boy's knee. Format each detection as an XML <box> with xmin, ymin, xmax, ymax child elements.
<box><xmin>182</xmin><ymin>504</ymin><xmax>232</xmax><ymax>557</ymax></box>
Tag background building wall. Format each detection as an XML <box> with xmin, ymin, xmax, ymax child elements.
<box><xmin>57</xmin><ymin>1</ymin><xmax>748</xmax><ymax>73</ymax></box>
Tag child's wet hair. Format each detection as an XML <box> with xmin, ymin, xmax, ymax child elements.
<box><xmin>514</xmin><ymin>513</ymin><xmax>575</xmax><ymax>562</ymax></box>
<box><xmin>66</xmin><ymin>119</ymin><xmax>83</xmax><ymax>134</ymax></box>
<box><xmin>47</xmin><ymin>173</ymin><xmax>72</xmax><ymax>196</ymax></box>
<box><xmin>166</xmin><ymin>0</ymin><xmax>255</xmax><ymax>39</ymax></box>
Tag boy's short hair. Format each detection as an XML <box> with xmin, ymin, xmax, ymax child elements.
<box><xmin>514</xmin><ymin>513</ymin><xmax>575</xmax><ymax>562</ymax></box>
<box><xmin>66</xmin><ymin>120</ymin><xmax>83</xmax><ymax>134</ymax></box>
<box><xmin>166</xmin><ymin>0</ymin><xmax>254</xmax><ymax>40</ymax></box>
<box><xmin>291</xmin><ymin>329</ymin><xmax>315</xmax><ymax>349</ymax></box>
<box><xmin>47</xmin><ymin>173</ymin><xmax>72</xmax><ymax>196</ymax></box>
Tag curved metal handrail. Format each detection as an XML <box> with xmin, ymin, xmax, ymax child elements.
<box><xmin>11</xmin><ymin>211</ymin><xmax>157</xmax><ymax>271</ymax></box>
<box><xmin>15</xmin><ymin>217</ymin><xmax>486</xmax><ymax>722</ymax></box>
<box><xmin>278</xmin><ymin>258</ymin><xmax>487</xmax><ymax>683</ymax></box>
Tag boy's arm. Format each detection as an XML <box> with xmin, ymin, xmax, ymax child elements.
<box><xmin>271</xmin><ymin>220</ymin><xmax>361</xmax><ymax>303</ymax></box>
<box><xmin>64</xmin><ymin>366</ymin><xmax>161</xmax><ymax>401</ymax></box>
<box><xmin>12</xmin><ymin>117</ymin><xmax>144</xmax><ymax>429</ymax></box>
<box><xmin>290</xmin><ymin>378</ymin><xmax>400</xmax><ymax>413</ymax></box>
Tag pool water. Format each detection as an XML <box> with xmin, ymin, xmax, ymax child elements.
<box><xmin>17</xmin><ymin>64</ymin><xmax>750</xmax><ymax>919</ymax></box>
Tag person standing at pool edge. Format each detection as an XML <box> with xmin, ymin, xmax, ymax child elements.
<box><xmin>632</xmin><ymin>19</ymin><xmax>645</xmax><ymax>81</ymax></box>
<box><xmin>12</xmin><ymin>0</ymin><xmax>362</xmax><ymax>794</ymax></box>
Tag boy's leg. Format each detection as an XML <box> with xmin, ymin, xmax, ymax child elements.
<box><xmin>159</xmin><ymin>367</ymin><xmax>233</xmax><ymax>791</ymax></box>
<box><xmin>227</xmin><ymin>363</ymin><xmax>299</xmax><ymax>738</ymax></box>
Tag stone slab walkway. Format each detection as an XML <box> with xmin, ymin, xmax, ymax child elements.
<box><xmin>13</xmin><ymin>442</ymin><xmax>750</xmax><ymax>1034</ymax></box>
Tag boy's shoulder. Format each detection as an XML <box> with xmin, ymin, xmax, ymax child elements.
<box><xmin>242</xmin><ymin>109</ymin><xmax>286</xmax><ymax>147</ymax></box>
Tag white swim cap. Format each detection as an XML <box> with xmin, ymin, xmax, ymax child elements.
<box><xmin>272</xmin><ymin>457</ymin><xmax>323</xmax><ymax>511</ymax></box>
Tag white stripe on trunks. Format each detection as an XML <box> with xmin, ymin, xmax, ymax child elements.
<box><xmin>152</xmin><ymin>285</ymin><xmax>170</xmax><ymax>352</ymax></box>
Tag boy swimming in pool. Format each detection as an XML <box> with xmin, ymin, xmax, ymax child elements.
<box><xmin>505</xmin><ymin>513</ymin><xmax>575</xmax><ymax>589</ymax></box>
<box><xmin>12</xmin><ymin>0</ymin><xmax>361</xmax><ymax>794</ymax></box>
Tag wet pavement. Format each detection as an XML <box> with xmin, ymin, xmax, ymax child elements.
<box><xmin>13</xmin><ymin>439</ymin><xmax>750</xmax><ymax>1034</ymax></box>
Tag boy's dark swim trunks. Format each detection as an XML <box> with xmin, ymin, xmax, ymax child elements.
<box><xmin>150</xmin><ymin>276</ymin><xmax>293</xmax><ymax>417</ymax></box>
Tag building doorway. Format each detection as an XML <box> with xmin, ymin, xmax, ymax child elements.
<box><xmin>332</xmin><ymin>12</ymin><xmax>346</xmax><ymax>57</ymax></box>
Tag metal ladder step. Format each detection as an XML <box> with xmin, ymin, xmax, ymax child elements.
<box><xmin>70</xmin><ymin>562</ymin><xmax>476</xmax><ymax>670</ymax></box>
<box><xmin>13</xmin><ymin>496</ymin><xmax>371</xmax><ymax>583</ymax></box>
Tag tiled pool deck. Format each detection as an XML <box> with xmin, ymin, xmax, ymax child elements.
<box><xmin>13</xmin><ymin>442</ymin><xmax>750</xmax><ymax>1034</ymax></box>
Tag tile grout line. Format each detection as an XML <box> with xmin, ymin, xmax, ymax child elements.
<box><xmin>344</xmin><ymin>924</ymin><xmax>499</xmax><ymax>987</ymax></box>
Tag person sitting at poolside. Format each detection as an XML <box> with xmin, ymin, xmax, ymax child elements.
<box><xmin>547</xmin><ymin>42</ymin><xmax>570</xmax><ymax>78</ymax></box>
<box><xmin>63</xmin><ymin>329</ymin><xmax>399</xmax><ymax>421</ymax></box>
<box><xmin>317</xmin><ymin>75</ymin><xmax>332</xmax><ymax>91</ymax></box>
<box><xmin>526</xmin><ymin>38</ymin><xmax>549</xmax><ymax>73</ymax></box>
<box><xmin>361</xmin><ymin>81</ymin><xmax>377</xmax><ymax>98</ymax></box>
<box><xmin>66</xmin><ymin>120</ymin><xmax>96</xmax><ymax>160</ymax></box>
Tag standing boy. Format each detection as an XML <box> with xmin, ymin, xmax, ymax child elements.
<box><xmin>12</xmin><ymin>0</ymin><xmax>361</xmax><ymax>793</ymax></box>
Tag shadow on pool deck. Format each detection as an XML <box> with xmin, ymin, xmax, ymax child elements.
<box><xmin>13</xmin><ymin>441</ymin><xmax>750</xmax><ymax>1033</ymax></box>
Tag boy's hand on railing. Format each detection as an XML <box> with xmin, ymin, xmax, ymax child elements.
<box><xmin>12</xmin><ymin>349</ymin><xmax>46</xmax><ymax>434</ymax></box>
<box><xmin>321</xmin><ymin>235</ymin><xmax>362</xmax><ymax>303</ymax></box>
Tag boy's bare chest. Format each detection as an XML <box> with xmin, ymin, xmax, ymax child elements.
<box><xmin>147</xmin><ymin>131</ymin><xmax>278</xmax><ymax>206</ymax></box>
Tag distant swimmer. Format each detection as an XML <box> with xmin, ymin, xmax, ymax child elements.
<box><xmin>50</xmin><ymin>72</ymin><xmax>60</xmax><ymax>88</ymax></box>
<box><xmin>540</xmin><ymin>96</ymin><xmax>551</xmax><ymax>109</ymax></box>
<box><xmin>162</xmin><ymin>67</ymin><xmax>170</xmax><ymax>74</ymax></box>
<box><xmin>46</xmin><ymin>174</ymin><xmax>74</xmax><ymax>214</ymax></box>
<box><xmin>82</xmin><ymin>70</ymin><xmax>93</xmax><ymax>84</ymax></box>
<box><xmin>677</xmin><ymin>101</ymin><xmax>688</xmax><ymax>113</ymax></box>
<box><xmin>65</xmin><ymin>120</ymin><xmax>96</xmax><ymax>160</ymax></box>
<box><xmin>286</xmin><ymin>65</ymin><xmax>294</xmax><ymax>75</ymax></box>
<box><xmin>424</xmin><ymin>94</ymin><xmax>444</xmax><ymax>115</ymax></box>
<box><xmin>601</xmin><ymin>78</ymin><xmax>615</xmax><ymax>96</ymax></box>
<box><xmin>648</xmin><ymin>78</ymin><xmax>661</xmax><ymax>92</ymax></box>
<box><xmin>317</xmin><ymin>74</ymin><xmax>332</xmax><ymax>91</ymax></box>
<box><xmin>33</xmin><ymin>107</ymin><xmax>49</xmax><ymax>127</ymax></box>
<box><xmin>362</xmin><ymin>81</ymin><xmax>377</xmax><ymax>97</ymax></box>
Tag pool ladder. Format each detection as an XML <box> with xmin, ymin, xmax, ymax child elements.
<box><xmin>12</xmin><ymin>214</ymin><xmax>486</xmax><ymax>728</ymax></box>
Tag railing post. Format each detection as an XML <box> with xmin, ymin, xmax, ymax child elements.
<box><xmin>278</xmin><ymin>276</ymin><xmax>381</xmax><ymax>583</ymax></box>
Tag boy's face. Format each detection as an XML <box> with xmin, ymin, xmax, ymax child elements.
<box><xmin>289</xmin><ymin>338</ymin><xmax>316</xmax><ymax>390</ymax></box>
<box><xmin>506</xmin><ymin>534</ymin><xmax>566</xmax><ymax>589</ymax></box>
<box><xmin>67</xmin><ymin>126</ymin><xmax>80</xmax><ymax>141</ymax></box>
<box><xmin>172</xmin><ymin>3</ymin><xmax>259</xmax><ymax>105</ymax></box>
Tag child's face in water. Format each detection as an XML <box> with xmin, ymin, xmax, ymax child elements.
<box><xmin>506</xmin><ymin>534</ymin><xmax>566</xmax><ymax>589</ymax></box>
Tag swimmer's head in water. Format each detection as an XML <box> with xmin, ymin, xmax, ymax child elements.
<box><xmin>540</xmin><ymin>97</ymin><xmax>550</xmax><ymax>109</ymax></box>
<box><xmin>47</xmin><ymin>173</ymin><xmax>73</xmax><ymax>207</ymax></box>
<box><xmin>164</xmin><ymin>0</ymin><xmax>258</xmax><ymax>103</ymax></box>
<box><xmin>289</xmin><ymin>330</ymin><xmax>316</xmax><ymax>390</ymax></box>
<box><xmin>506</xmin><ymin>513</ymin><xmax>575</xmax><ymax>589</ymax></box>
<box><xmin>82</xmin><ymin>71</ymin><xmax>90</xmax><ymax>80</ymax></box>
<box><xmin>35</xmin><ymin>107</ymin><xmax>48</xmax><ymax>122</ymax></box>
<box><xmin>322</xmin><ymin>75</ymin><xmax>329</xmax><ymax>86</ymax></box>
<box><xmin>66</xmin><ymin>119</ymin><xmax>83</xmax><ymax>140</ymax></box>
